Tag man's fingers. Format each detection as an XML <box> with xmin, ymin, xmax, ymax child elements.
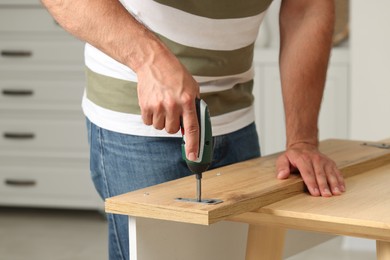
<box><xmin>164</xmin><ymin>102</ymin><xmax>181</xmax><ymax>134</ymax></box>
<box><xmin>142</xmin><ymin>111</ymin><xmax>153</xmax><ymax>126</ymax></box>
<box><xmin>313</xmin><ymin>162</ymin><xmax>332</xmax><ymax>197</ymax></box>
<box><xmin>293</xmin><ymin>157</ymin><xmax>321</xmax><ymax>197</ymax></box>
<box><xmin>141</xmin><ymin>99</ymin><xmax>182</xmax><ymax>133</ymax></box>
<box><xmin>165</xmin><ymin>115</ymin><xmax>180</xmax><ymax>134</ymax></box>
<box><xmin>319</xmin><ymin>164</ymin><xmax>341</xmax><ymax>195</ymax></box>
<box><xmin>182</xmin><ymin>101</ymin><xmax>199</xmax><ymax>161</ymax></box>
<box><xmin>152</xmin><ymin>108</ymin><xmax>165</xmax><ymax>130</ymax></box>
<box><xmin>276</xmin><ymin>154</ymin><xmax>291</xmax><ymax>179</ymax></box>
<box><xmin>333</xmin><ymin>165</ymin><xmax>346</xmax><ymax>192</ymax></box>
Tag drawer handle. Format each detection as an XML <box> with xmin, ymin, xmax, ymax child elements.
<box><xmin>3</xmin><ymin>132</ymin><xmax>35</xmax><ymax>140</ymax></box>
<box><xmin>2</xmin><ymin>89</ymin><xmax>34</xmax><ymax>96</ymax></box>
<box><xmin>1</xmin><ymin>50</ymin><xmax>33</xmax><ymax>58</ymax></box>
<box><xmin>5</xmin><ymin>179</ymin><xmax>36</xmax><ymax>187</ymax></box>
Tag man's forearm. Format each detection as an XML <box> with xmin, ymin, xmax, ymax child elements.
<box><xmin>41</xmin><ymin>0</ymin><xmax>172</xmax><ymax>71</ymax></box>
<box><xmin>279</xmin><ymin>0</ymin><xmax>335</xmax><ymax>148</ymax></box>
<box><xmin>41</xmin><ymin>0</ymin><xmax>201</xmax><ymax>159</ymax></box>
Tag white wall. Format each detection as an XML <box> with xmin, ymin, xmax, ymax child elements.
<box><xmin>264</xmin><ymin>0</ymin><xmax>390</xmax><ymax>141</ymax></box>
<box><xmin>350</xmin><ymin>1</ymin><xmax>390</xmax><ymax>140</ymax></box>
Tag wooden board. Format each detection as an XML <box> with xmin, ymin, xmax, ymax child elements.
<box><xmin>105</xmin><ymin>139</ymin><xmax>390</xmax><ymax>225</ymax></box>
<box><xmin>230</xmin><ymin>163</ymin><xmax>390</xmax><ymax>242</ymax></box>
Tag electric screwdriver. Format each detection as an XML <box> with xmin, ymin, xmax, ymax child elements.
<box><xmin>181</xmin><ymin>98</ymin><xmax>213</xmax><ymax>202</ymax></box>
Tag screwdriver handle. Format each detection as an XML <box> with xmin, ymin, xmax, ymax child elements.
<box><xmin>181</xmin><ymin>98</ymin><xmax>213</xmax><ymax>175</ymax></box>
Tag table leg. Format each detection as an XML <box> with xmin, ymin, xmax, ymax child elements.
<box><xmin>246</xmin><ymin>224</ymin><xmax>286</xmax><ymax>260</ymax></box>
<box><xmin>377</xmin><ymin>240</ymin><xmax>390</xmax><ymax>260</ymax></box>
<box><xmin>129</xmin><ymin>217</ymin><xmax>138</xmax><ymax>260</ymax></box>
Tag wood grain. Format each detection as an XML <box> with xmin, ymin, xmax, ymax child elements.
<box><xmin>245</xmin><ymin>224</ymin><xmax>285</xmax><ymax>260</ymax></box>
<box><xmin>230</xmin><ymin>163</ymin><xmax>390</xmax><ymax>241</ymax></box>
<box><xmin>105</xmin><ymin>139</ymin><xmax>390</xmax><ymax>225</ymax></box>
<box><xmin>377</xmin><ymin>241</ymin><xmax>390</xmax><ymax>260</ymax></box>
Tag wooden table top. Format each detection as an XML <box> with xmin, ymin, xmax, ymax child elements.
<box><xmin>230</xmin><ymin>162</ymin><xmax>390</xmax><ymax>242</ymax></box>
<box><xmin>105</xmin><ymin>139</ymin><xmax>390</xmax><ymax>226</ymax></box>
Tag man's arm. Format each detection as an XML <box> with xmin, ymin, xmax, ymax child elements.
<box><xmin>41</xmin><ymin>0</ymin><xmax>200</xmax><ymax>161</ymax></box>
<box><xmin>276</xmin><ymin>0</ymin><xmax>346</xmax><ymax>197</ymax></box>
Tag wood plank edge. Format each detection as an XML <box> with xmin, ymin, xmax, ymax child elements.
<box><xmin>105</xmin><ymin>200</ymin><xmax>210</xmax><ymax>225</ymax></box>
<box><xmin>341</xmin><ymin>152</ymin><xmax>390</xmax><ymax>178</ymax></box>
<box><xmin>208</xmin><ymin>182</ymin><xmax>305</xmax><ymax>224</ymax></box>
<box><xmin>228</xmin><ymin>212</ymin><xmax>390</xmax><ymax>242</ymax></box>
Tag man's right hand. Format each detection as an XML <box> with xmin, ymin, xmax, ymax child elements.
<box><xmin>136</xmin><ymin>49</ymin><xmax>200</xmax><ymax>161</ymax></box>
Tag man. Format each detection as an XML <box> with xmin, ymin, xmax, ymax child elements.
<box><xmin>41</xmin><ymin>0</ymin><xmax>345</xmax><ymax>259</ymax></box>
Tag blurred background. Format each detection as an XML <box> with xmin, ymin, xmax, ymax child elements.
<box><xmin>0</xmin><ymin>0</ymin><xmax>389</xmax><ymax>259</ymax></box>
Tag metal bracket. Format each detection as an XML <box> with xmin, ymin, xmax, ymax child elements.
<box><xmin>175</xmin><ymin>197</ymin><xmax>223</xmax><ymax>205</ymax></box>
<box><xmin>361</xmin><ymin>142</ymin><xmax>390</xmax><ymax>149</ymax></box>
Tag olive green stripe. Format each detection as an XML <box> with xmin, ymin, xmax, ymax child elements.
<box><xmin>86</xmin><ymin>68</ymin><xmax>141</xmax><ymax>114</ymax></box>
<box><xmin>153</xmin><ymin>0</ymin><xmax>273</xmax><ymax>19</ymax></box>
<box><xmin>201</xmin><ymin>80</ymin><xmax>254</xmax><ymax>116</ymax></box>
<box><xmin>158</xmin><ymin>34</ymin><xmax>254</xmax><ymax>76</ymax></box>
<box><xmin>86</xmin><ymin>68</ymin><xmax>254</xmax><ymax>116</ymax></box>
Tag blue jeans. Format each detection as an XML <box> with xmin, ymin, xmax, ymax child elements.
<box><xmin>86</xmin><ymin>118</ymin><xmax>261</xmax><ymax>260</ymax></box>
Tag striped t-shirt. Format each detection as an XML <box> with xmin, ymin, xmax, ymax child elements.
<box><xmin>82</xmin><ymin>0</ymin><xmax>273</xmax><ymax>137</ymax></box>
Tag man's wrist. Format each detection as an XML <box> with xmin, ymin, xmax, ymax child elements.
<box><xmin>287</xmin><ymin>138</ymin><xmax>319</xmax><ymax>150</ymax></box>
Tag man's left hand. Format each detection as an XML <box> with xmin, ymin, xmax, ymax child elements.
<box><xmin>276</xmin><ymin>143</ymin><xmax>346</xmax><ymax>197</ymax></box>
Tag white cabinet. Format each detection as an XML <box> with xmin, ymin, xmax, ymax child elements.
<box><xmin>253</xmin><ymin>48</ymin><xmax>349</xmax><ymax>155</ymax></box>
<box><xmin>0</xmin><ymin>2</ymin><xmax>102</xmax><ymax>209</ymax></box>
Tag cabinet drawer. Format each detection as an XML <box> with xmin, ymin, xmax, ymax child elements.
<box><xmin>0</xmin><ymin>116</ymin><xmax>89</xmax><ymax>156</ymax></box>
<box><xmin>0</xmin><ymin>7</ymin><xmax>63</xmax><ymax>33</ymax></box>
<box><xmin>0</xmin><ymin>163</ymin><xmax>101</xmax><ymax>209</ymax></box>
<box><xmin>0</xmin><ymin>38</ymin><xmax>84</xmax><ymax>64</ymax></box>
<box><xmin>0</xmin><ymin>77</ymin><xmax>85</xmax><ymax>111</ymax></box>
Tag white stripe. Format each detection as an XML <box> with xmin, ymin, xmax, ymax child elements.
<box><xmin>85</xmin><ymin>44</ymin><xmax>138</xmax><ymax>82</ymax></box>
<box><xmin>197</xmin><ymin>67</ymin><xmax>254</xmax><ymax>93</ymax></box>
<box><xmin>212</xmin><ymin>105</ymin><xmax>255</xmax><ymax>135</ymax></box>
<box><xmin>121</xmin><ymin>0</ymin><xmax>266</xmax><ymax>51</ymax></box>
<box><xmin>82</xmin><ymin>91</ymin><xmax>254</xmax><ymax>137</ymax></box>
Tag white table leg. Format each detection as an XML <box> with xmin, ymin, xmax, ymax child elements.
<box><xmin>129</xmin><ymin>216</ymin><xmax>138</xmax><ymax>260</ymax></box>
